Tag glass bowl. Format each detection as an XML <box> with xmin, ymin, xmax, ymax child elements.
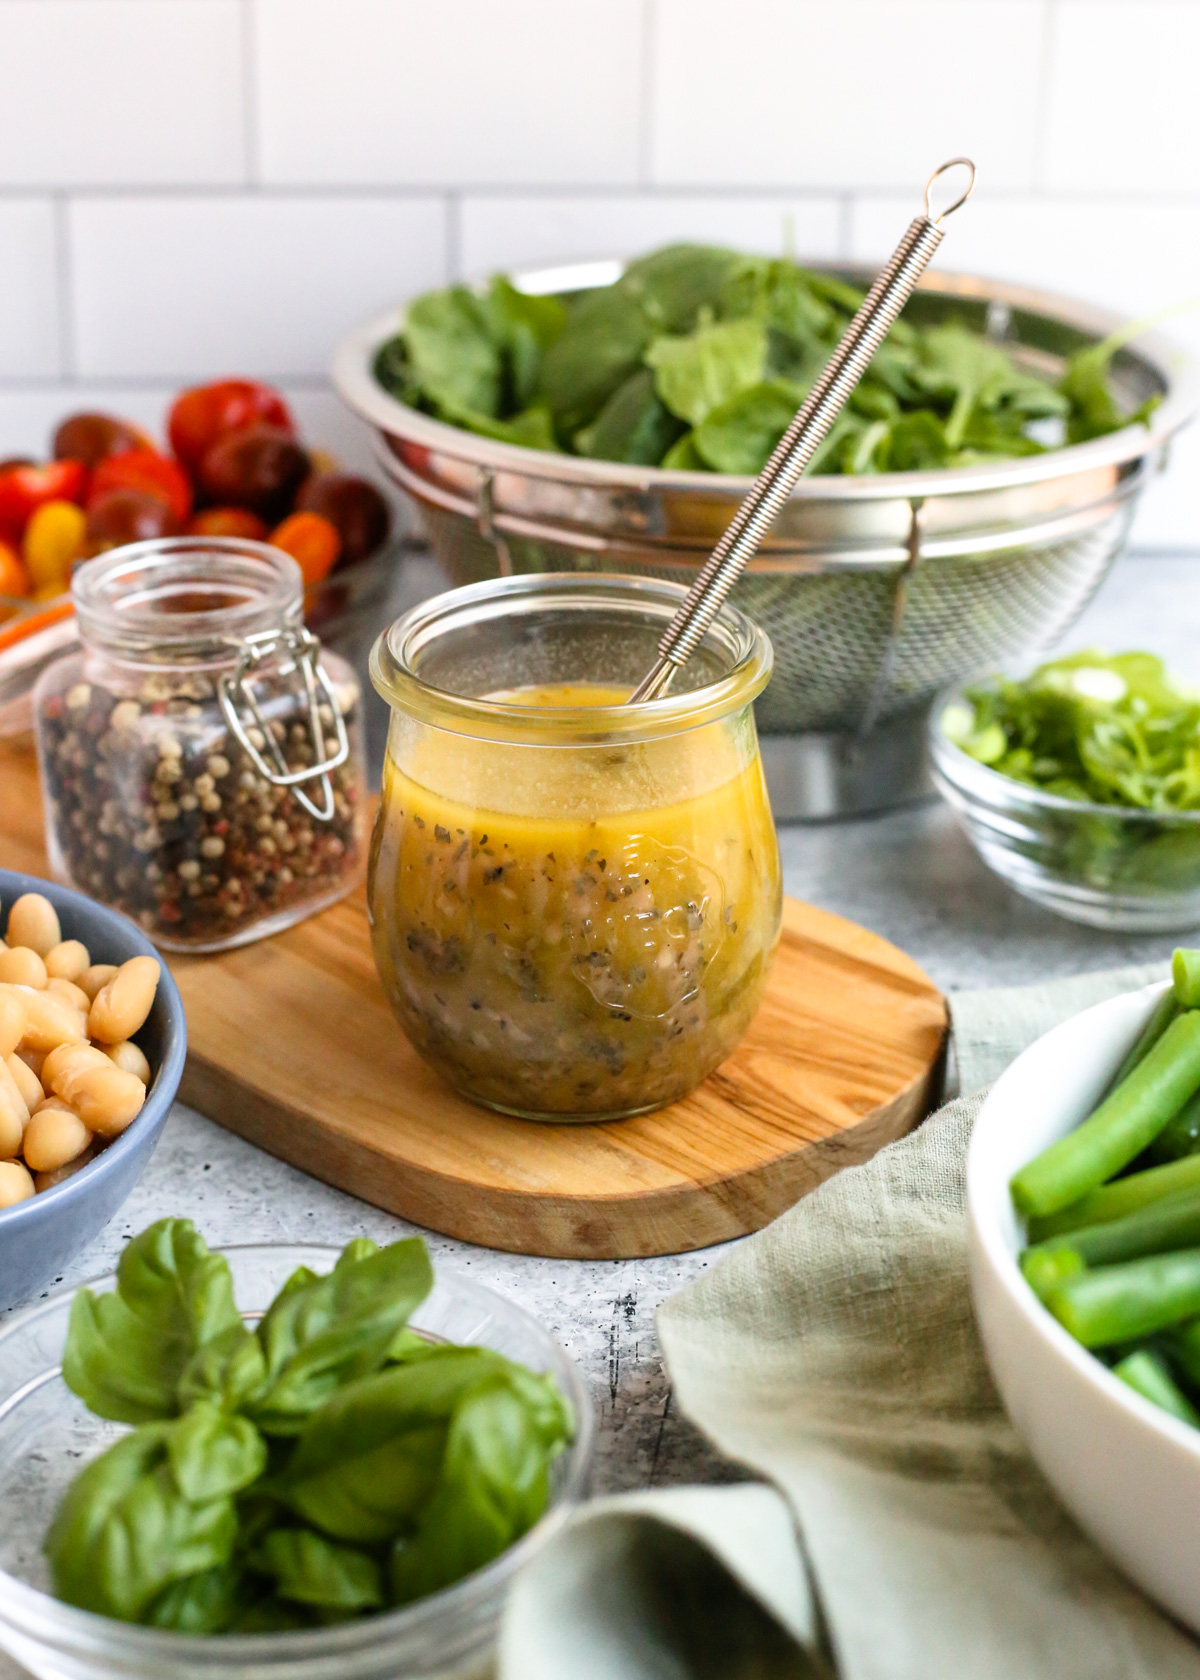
<box><xmin>0</xmin><ymin>1244</ymin><xmax>594</xmax><ymax>1680</ymax></box>
<box><xmin>930</xmin><ymin>682</ymin><xmax>1200</xmax><ymax>931</ymax></box>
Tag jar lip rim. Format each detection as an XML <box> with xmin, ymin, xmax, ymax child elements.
<box><xmin>370</xmin><ymin>573</ymin><xmax>773</xmax><ymax>743</ymax></box>
<box><xmin>72</xmin><ymin>537</ymin><xmax>303</xmax><ymax>652</ymax></box>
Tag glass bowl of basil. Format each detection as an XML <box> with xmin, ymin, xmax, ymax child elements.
<box><xmin>0</xmin><ymin>1224</ymin><xmax>593</xmax><ymax>1680</ymax></box>
<box><xmin>931</xmin><ymin>652</ymin><xmax>1200</xmax><ymax>931</ymax></box>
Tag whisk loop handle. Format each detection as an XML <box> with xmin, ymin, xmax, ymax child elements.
<box><xmin>629</xmin><ymin>159</ymin><xmax>975</xmax><ymax>705</ymax></box>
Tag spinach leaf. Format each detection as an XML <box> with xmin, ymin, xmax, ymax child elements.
<box><xmin>251</xmin><ymin>1238</ymin><xmax>433</xmax><ymax>1435</ymax></box>
<box><xmin>646</xmin><ymin>316</ymin><xmax>768</xmax><ymax>428</ymax></box>
<box><xmin>620</xmin><ymin>244</ymin><xmax>743</xmax><ymax>334</ymax></box>
<box><xmin>372</xmin><ymin>335</ymin><xmax>421</xmax><ymax>407</ymax></box>
<box><xmin>168</xmin><ymin>1402</ymin><xmax>267</xmax><ymax>1502</ymax></box>
<box><xmin>279</xmin><ymin>1348</ymin><xmax>510</xmax><ymax>1541</ymax></box>
<box><xmin>62</xmin><ymin>1219</ymin><xmax>242</xmax><ymax>1423</ymax></box>
<box><xmin>143</xmin><ymin>1564</ymin><xmax>246</xmax><ymax>1634</ymax></box>
<box><xmin>693</xmin><ymin>379</ymin><xmax>805</xmax><ymax>474</ymax></box>
<box><xmin>255</xmin><ymin>1529</ymin><xmax>384</xmax><ymax>1611</ymax></box>
<box><xmin>404</xmin><ymin>287</ymin><xmax>503</xmax><ymax>420</ymax></box>
<box><xmin>45</xmin><ymin>1424</ymin><xmax>238</xmax><ymax>1621</ymax></box>
<box><xmin>486</xmin><ymin>277</ymin><xmax>567</xmax><ymax>411</ymax></box>
<box><xmin>875</xmin><ymin>411</ymin><xmax>952</xmax><ymax>472</ymax></box>
<box><xmin>537</xmin><ymin>284</ymin><xmax>652</xmax><ymax>438</ymax></box>
<box><xmin>455</xmin><ymin>405</ymin><xmax>558</xmax><ymax>451</ymax></box>
<box><xmin>389</xmin><ymin>1375</ymin><xmax>552</xmax><ymax>1605</ymax></box>
<box><xmin>575</xmin><ymin>368</ymin><xmax>684</xmax><ymax>464</ymax></box>
<box><xmin>660</xmin><ymin>431</ymin><xmax>707</xmax><ymax>471</ymax></box>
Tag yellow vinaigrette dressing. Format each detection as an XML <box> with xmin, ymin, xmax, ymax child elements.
<box><xmin>369</xmin><ymin>681</ymin><xmax>782</xmax><ymax>1120</ymax></box>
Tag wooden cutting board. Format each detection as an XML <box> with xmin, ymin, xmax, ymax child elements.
<box><xmin>0</xmin><ymin>738</ymin><xmax>947</xmax><ymax>1259</ymax></box>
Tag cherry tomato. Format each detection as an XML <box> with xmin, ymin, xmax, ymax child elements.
<box><xmin>84</xmin><ymin>489</ymin><xmax>180</xmax><ymax>556</ymax></box>
<box><xmin>185</xmin><ymin>507</ymin><xmax>270</xmax><ymax>541</ymax></box>
<box><xmin>197</xmin><ymin>427</ymin><xmax>309</xmax><ymax>521</ymax></box>
<box><xmin>269</xmin><ymin>511</ymin><xmax>341</xmax><ymax>585</ymax></box>
<box><xmin>90</xmin><ymin>449</ymin><xmax>192</xmax><ymax>524</ymax></box>
<box><xmin>168</xmin><ymin>380</ymin><xmax>294</xmax><ymax>470</ymax></box>
<box><xmin>23</xmin><ymin>500</ymin><xmax>86</xmax><ymax>591</ymax></box>
<box><xmin>297</xmin><ymin>473</ymin><xmax>390</xmax><ymax>567</ymax></box>
<box><xmin>0</xmin><ymin>541</ymin><xmax>30</xmax><ymax>598</ymax></box>
<box><xmin>52</xmin><ymin>412</ymin><xmax>149</xmax><ymax>469</ymax></box>
<box><xmin>0</xmin><ymin>460</ymin><xmax>89</xmax><ymax>543</ymax></box>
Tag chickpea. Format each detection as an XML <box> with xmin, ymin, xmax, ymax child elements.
<box><xmin>48</xmin><ymin>977</ymin><xmax>91</xmax><ymax>1012</ymax></box>
<box><xmin>6</xmin><ymin>1052</ymin><xmax>43</xmax><ymax>1112</ymax></box>
<box><xmin>44</xmin><ymin>939</ymin><xmax>90</xmax><ymax>982</ymax></box>
<box><xmin>43</xmin><ymin>1041</ymin><xmax>108</xmax><ymax>1092</ymax></box>
<box><xmin>0</xmin><ymin>988</ymin><xmax>27</xmax><ymax>1058</ymax></box>
<box><xmin>22</xmin><ymin>1105</ymin><xmax>92</xmax><ymax>1173</ymax></box>
<box><xmin>6</xmin><ymin>893</ymin><xmax>61</xmax><ymax>956</ymax></box>
<box><xmin>78</xmin><ymin>963</ymin><xmax>118</xmax><ymax>1002</ymax></box>
<box><xmin>18</xmin><ymin>990</ymin><xmax>87</xmax><ymax>1053</ymax></box>
<box><xmin>0</xmin><ymin>1161</ymin><xmax>34</xmax><ymax>1207</ymax></box>
<box><xmin>58</xmin><ymin>1061</ymin><xmax>145</xmax><ymax>1137</ymax></box>
<box><xmin>35</xmin><ymin>1143</ymin><xmax>96</xmax><ymax>1193</ymax></box>
<box><xmin>0</xmin><ymin>947</ymin><xmax>48</xmax><ymax>989</ymax></box>
<box><xmin>104</xmin><ymin>1040</ymin><xmax>151</xmax><ymax>1084</ymax></box>
<box><xmin>88</xmin><ymin>956</ymin><xmax>160</xmax><ymax>1044</ymax></box>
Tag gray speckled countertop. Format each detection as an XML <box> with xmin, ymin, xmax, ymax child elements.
<box><xmin>3</xmin><ymin>551</ymin><xmax>1197</xmax><ymax>1666</ymax></box>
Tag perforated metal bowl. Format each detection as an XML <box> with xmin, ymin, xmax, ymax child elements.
<box><xmin>333</xmin><ymin>263</ymin><xmax>1200</xmax><ymax>817</ymax></box>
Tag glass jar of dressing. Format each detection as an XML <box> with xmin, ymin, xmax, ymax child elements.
<box><xmin>34</xmin><ymin>537</ymin><xmax>366</xmax><ymax>952</ymax></box>
<box><xmin>368</xmin><ymin>573</ymin><xmax>782</xmax><ymax>1122</ymax></box>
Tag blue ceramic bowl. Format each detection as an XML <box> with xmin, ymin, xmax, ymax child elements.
<box><xmin>0</xmin><ymin>869</ymin><xmax>186</xmax><ymax>1312</ymax></box>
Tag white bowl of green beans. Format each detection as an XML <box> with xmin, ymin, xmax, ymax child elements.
<box><xmin>968</xmin><ymin>959</ymin><xmax>1200</xmax><ymax>1632</ymax></box>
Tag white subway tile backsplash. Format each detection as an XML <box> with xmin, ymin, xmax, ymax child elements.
<box><xmin>254</xmin><ymin>0</ymin><xmax>643</xmax><ymax>187</ymax></box>
<box><xmin>1045</xmin><ymin>2</ymin><xmax>1200</xmax><ymax>193</ymax></box>
<box><xmin>649</xmin><ymin>0</ymin><xmax>1045</xmax><ymax>190</ymax></box>
<box><xmin>0</xmin><ymin>1</ymin><xmax>244</xmax><ymax>187</ymax></box>
<box><xmin>0</xmin><ymin>201</ymin><xmax>60</xmax><ymax>379</ymax></box>
<box><xmin>69</xmin><ymin>196</ymin><xmax>446</xmax><ymax>380</ymax></box>
<box><xmin>459</xmin><ymin>194</ymin><xmax>842</xmax><ymax>277</ymax></box>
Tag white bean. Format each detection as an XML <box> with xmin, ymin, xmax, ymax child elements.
<box><xmin>88</xmin><ymin>957</ymin><xmax>160</xmax><ymax>1045</ymax></box>
<box><xmin>78</xmin><ymin>964</ymin><xmax>118</xmax><ymax>1003</ymax></box>
<box><xmin>6</xmin><ymin>1052</ymin><xmax>43</xmax><ymax>1112</ymax></box>
<box><xmin>104</xmin><ymin>1040</ymin><xmax>151</xmax><ymax>1084</ymax></box>
<box><xmin>57</xmin><ymin>1062</ymin><xmax>145</xmax><ymax>1137</ymax></box>
<box><xmin>43</xmin><ymin>1041</ymin><xmax>108</xmax><ymax>1092</ymax></box>
<box><xmin>0</xmin><ymin>1161</ymin><xmax>34</xmax><ymax>1206</ymax></box>
<box><xmin>44</xmin><ymin>940</ymin><xmax>90</xmax><ymax>982</ymax></box>
<box><xmin>0</xmin><ymin>989</ymin><xmax>27</xmax><ymax>1059</ymax></box>
<box><xmin>48</xmin><ymin>977</ymin><xmax>91</xmax><ymax>1012</ymax></box>
<box><xmin>6</xmin><ymin>893</ymin><xmax>61</xmax><ymax>957</ymax></box>
<box><xmin>0</xmin><ymin>947</ymin><xmax>47</xmax><ymax>989</ymax></box>
<box><xmin>22</xmin><ymin>1105</ymin><xmax>92</xmax><ymax>1173</ymax></box>
<box><xmin>18</xmin><ymin>990</ymin><xmax>87</xmax><ymax>1053</ymax></box>
<box><xmin>0</xmin><ymin>1058</ymin><xmax>30</xmax><ymax>1128</ymax></box>
<box><xmin>35</xmin><ymin>1144</ymin><xmax>96</xmax><ymax>1193</ymax></box>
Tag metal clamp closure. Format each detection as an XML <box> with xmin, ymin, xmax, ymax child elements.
<box><xmin>217</xmin><ymin>626</ymin><xmax>349</xmax><ymax>822</ymax></box>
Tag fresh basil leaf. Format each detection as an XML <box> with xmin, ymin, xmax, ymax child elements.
<box><xmin>694</xmin><ymin>379</ymin><xmax>805</xmax><ymax>474</ymax></box>
<box><xmin>646</xmin><ymin>316</ymin><xmax>768</xmax><ymax>428</ymax></box>
<box><xmin>538</xmin><ymin>284</ymin><xmax>652</xmax><ymax>437</ymax></box>
<box><xmin>143</xmin><ymin>1563</ymin><xmax>246</xmax><ymax>1634</ymax></box>
<box><xmin>388</xmin><ymin>1375</ymin><xmax>551</xmax><ymax>1606</ymax></box>
<box><xmin>279</xmin><ymin>1349</ymin><xmax>508</xmax><ymax>1542</ymax></box>
<box><xmin>178</xmin><ymin>1321</ymin><xmax>268</xmax><ymax>1413</ymax></box>
<box><xmin>168</xmin><ymin>1402</ymin><xmax>267</xmax><ymax>1502</ymax></box>
<box><xmin>62</xmin><ymin>1220</ymin><xmax>241</xmax><ymax>1423</ymax></box>
<box><xmin>575</xmin><ymin>368</ymin><xmax>685</xmax><ymax>465</ymax></box>
<box><xmin>230</xmin><ymin>1595</ymin><xmax>313</xmax><ymax>1633</ymax></box>
<box><xmin>256</xmin><ymin>1529</ymin><xmax>384</xmax><ymax>1611</ymax></box>
<box><xmin>335</xmin><ymin>1238</ymin><xmax>379</xmax><ymax>1270</ymax></box>
<box><xmin>45</xmin><ymin>1424</ymin><xmax>238</xmax><ymax>1622</ymax></box>
<box><xmin>251</xmin><ymin>1238</ymin><xmax>434</xmax><ymax>1435</ymax></box>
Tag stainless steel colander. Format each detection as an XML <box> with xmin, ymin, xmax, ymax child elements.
<box><xmin>333</xmin><ymin>264</ymin><xmax>1199</xmax><ymax>816</ymax></box>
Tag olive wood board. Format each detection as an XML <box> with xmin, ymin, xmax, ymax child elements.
<box><xmin>0</xmin><ymin>738</ymin><xmax>948</xmax><ymax>1259</ymax></box>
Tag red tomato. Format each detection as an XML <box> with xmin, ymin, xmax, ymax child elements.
<box><xmin>186</xmin><ymin>507</ymin><xmax>270</xmax><ymax>541</ymax></box>
<box><xmin>90</xmin><ymin>450</ymin><xmax>193</xmax><ymax>524</ymax></box>
<box><xmin>269</xmin><ymin>511</ymin><xmax>341</xmax><ymax>585</ymax></box>
<box><xmin>0</xmin><ymin>460</ymin><xmax>89</xmax><ymax>543</ymax></box>
<box><xmin>0</xmin><ymin>541</ymin><xmax>30</xmax><ymax>598</ymax></box>
<box><xmin>168</xmin><ymin>380</ymin><xmax>294</xmax><ymax>471</ymax></box>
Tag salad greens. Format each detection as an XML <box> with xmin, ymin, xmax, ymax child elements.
<box><xmin>944</xmin><ymin>651</ymin><xmax>1200</xmax><ymax>811</ymax></box>
<box><xmin>46</xmin><ymin>1220</ymin><xmax>573</xmax><ymax>1633</ymax></box>
<box><xmin>373</xmin><ymin>243</ymin><xmax>1157</xmax><ymax>475</ymax></box>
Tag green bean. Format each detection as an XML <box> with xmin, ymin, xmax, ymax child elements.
<box><xmin>1021</xmin><ymin>1245</ymin><xmax>1085</xmax><ymax>1302</ymax></box>
<box><xmin>1147</xmin><ymin>1087</ymin><xmax>1200</xmax><ymax>1166</ymax></box>
<box><xmin>1109</xmin><ymin>988</ymin><xmax>1179</xmax><ymax>1091</ymax></box>
<box><xmin>1112</xmin><ymin>1348</ymin><xmax>1200</xmax><ymax>1425</ymax></box>
<box><xmin>1047</xmin><ymin>1249</ymin><xmax>1200</xmax><ymax>1346</ymax></box>
<box><xmin>1024</xmin><ymin>1186</ymin><xmax>1200</xmax><ymax>1284</ymax></box>
<box><xmin>1174</xmin><ymin>948</ymin><xmax>1200</xmax><ymax>1009</ymax></box>
<box><xmin>1028</xmin><ymin>1153</ymin><xmax>1200</xmax><ymax>1241</ymax></box>
<box><xmin>1164</xmin><ymin>1319</ymin><xmax>1200</xmax><ymax>1388</ymax></box>
<box><xmin>1010</xmin><ymin>1012</ymin><xmax>1200</xmax><ymax>1219</ymax></box>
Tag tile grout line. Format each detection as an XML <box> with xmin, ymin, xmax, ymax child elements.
<box><xmin>636</xmin><ymin>0</ymin><xmax>657</xmax><ymax>189</ymax></box>
<box><xmin>240</xmin><ymin>0</ymin><xmax>261</xmax><ymax>188</ymax></box>
<box><xmin>1030</xmin><ymin>0</ymin><xmax>1058</xmax><ymax>194</ymax></box>
<box><xmin>51</xmin><ymin>194</ymin><xmax>77</xmax><ymax>384</ymax></box>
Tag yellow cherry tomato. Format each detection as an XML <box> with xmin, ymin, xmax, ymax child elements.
<box><xmin>0</xmin><ymin>541</ymin><xmax>30</xmax><ymax>598</ymax></box>
<box><xmin>22</xmin><ymin>499</ymin><xmax>86</xmax><ymax>591</ymax></box>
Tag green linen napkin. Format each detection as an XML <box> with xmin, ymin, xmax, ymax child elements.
<box><xmin>498</xmin><ymin>961</ymin><xmax>1200</xmax><ymax>1680</ymax></box>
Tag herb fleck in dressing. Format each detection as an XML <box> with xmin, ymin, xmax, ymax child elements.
<box><xmin>369</xmin><ymin>683</ymin><xmax>781</xmax><ymax>1119</ymax></box>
